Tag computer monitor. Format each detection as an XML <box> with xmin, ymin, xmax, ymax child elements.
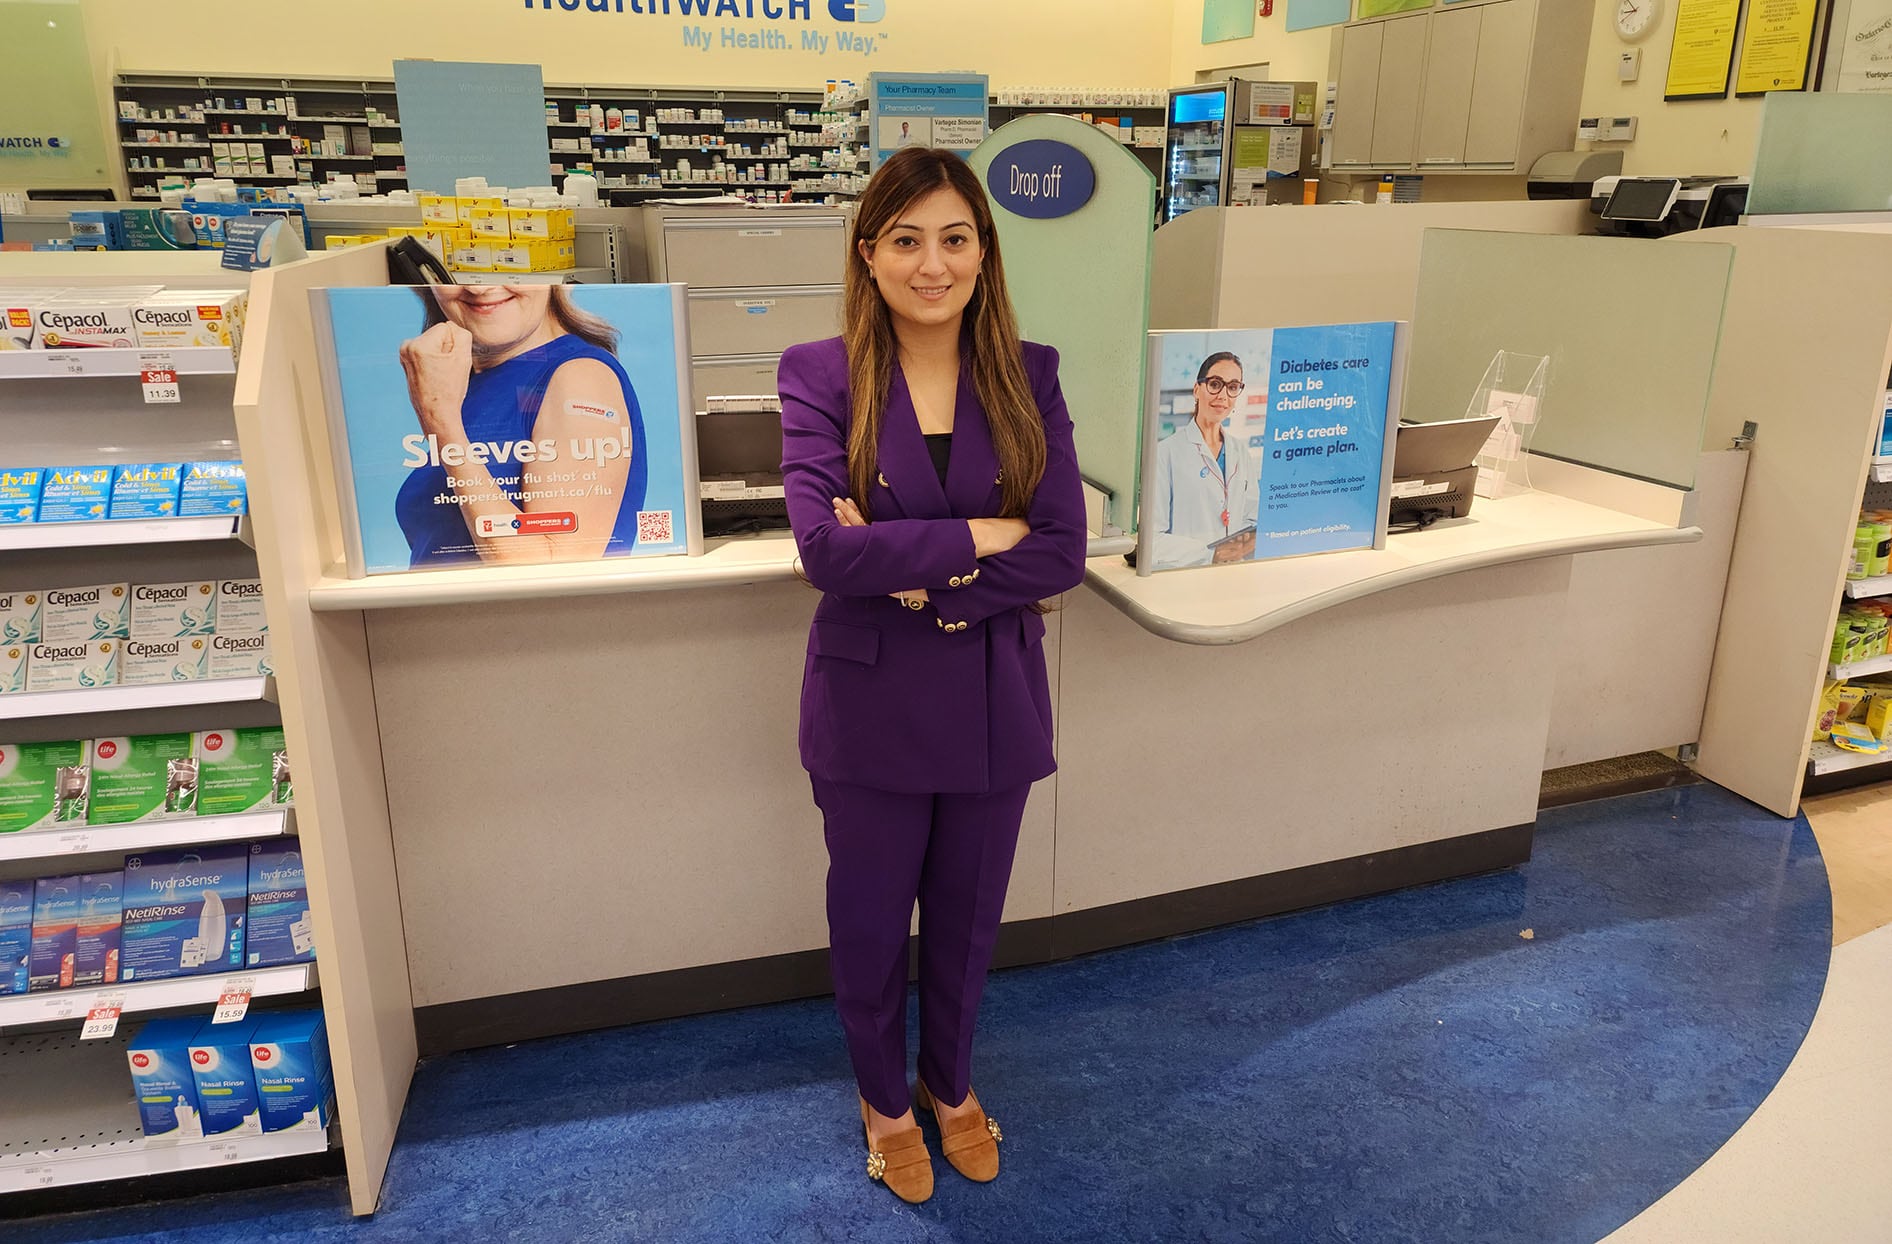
<box><xmin>1698</xmin><ymin>181</ymin><xmax>1749</xmax><ymax>230</ymax></box>
<box><xmin>1601</xmin><ymin>177</ymin><xmax>1680</xmax><ymax>223</ymax></box>
<box><xmin>26</xmin><ymin>188</ymin><xmax>116</xmax><ymax>202</ymax></box>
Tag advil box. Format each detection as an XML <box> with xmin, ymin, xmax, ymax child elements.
<box><xmin>246</xmin><ymin>841</ymin><xmax>312</xmax><ymax>967</ymax></box>
<box><xmin>127</xmin><ymin>1017</ymin><xmax>207</xmax><ymax>1142</ymax></box>
<box><xmin>178</xmin><ymin>463</ymin><xmax>248</xmax><ymax>517</ymax></box>
<box><xmin>119</xmin><ymin>844</ymin><xmax>247</xmax><ymax>981</ymax></box>
<box><xmin>188</xmin><ymin>1016</ymin><xmax>263</xmax><ymax>1137</ymax></box>
<box><xmin>72</xmin><ymin>871</ymin><xmax>123</xmax><ymax>988</ymax></box>
<box><xmin>0</xmin><ymin>469</ymin><xmax>42</xmax><ymax>524</ymax></box>
<box><xmin>108</xmin><ymin>463</ymin><xmax>183</xmax><ymax>520</ymax></box>
<box><xmin>248</xmin><ymin>1011</ymin><xmax>333</xmax><ymax>1132</ymax></box>
<box><xmin>0</xmin><ymin>881</ymin><xmax>31</xmax><ymax>995</ymax></box>
<box><xmin>35</xmin><ymin>467</ymin><xmax>113</xmax><ymax>524</ymax></box>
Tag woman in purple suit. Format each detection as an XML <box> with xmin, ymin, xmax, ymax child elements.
<box><xmin>779</xmin><ymin>146</ymin><xmax>1088</xmax><ymax>1204</ymax></box>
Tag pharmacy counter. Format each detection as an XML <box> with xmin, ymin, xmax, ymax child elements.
<box><xmin>1087</xmin><ymin>490</ymin><xmax>1702</xmax><ymax>646</ymax></box>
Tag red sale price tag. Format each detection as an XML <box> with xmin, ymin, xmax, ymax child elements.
<box><xmin>139</xmin><ymin>351</ymin><xmax>180</xmax><ymax>404</ymax></box>
<box><xmin>211</xmin><ymin>979</ymin><xmax>255</xmax><ymax>1024</ymax></box>
<box><xmin>81</xmin><ymin>996</ymin><xmax>124</xmax><ymax>1040</ymax></box>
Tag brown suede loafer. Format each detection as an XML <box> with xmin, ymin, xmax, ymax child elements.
<box><xmin>861</xmin><ymin>1098</ymin><xmax>933</xmax><ymax>1204</ymax></box>
<box><xmin>914</xmin><ymin>1080</ymin><xmax>1002</xmax><ymax>1182</ymax></box>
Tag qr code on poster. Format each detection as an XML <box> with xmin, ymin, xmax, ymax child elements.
<box><xmin>636</xmin><ymin>510</ymin><xmax>675</xmax><ymax>544</ymax></box>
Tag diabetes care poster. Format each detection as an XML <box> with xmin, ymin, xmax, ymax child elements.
<box><xmin>1140</xmin><ymin>322</ymin><xmax>1401</xmax><ymax>574</ymax></box>
<box><xmin>314</xmin><ymin>283</ymin><xmax>696</xmax><ymax>577</ymax></box>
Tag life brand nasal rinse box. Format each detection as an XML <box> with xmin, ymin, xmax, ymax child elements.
<box><xmin>248</xmin><ymin>1010</ymin><xmax>334</xmax><ymax>1132</ymax></box>
<box><xmin>120</xmin><ymin>844</ymin><xmax>247</xmax><ymax>981</ymax></box>
<box><xmin>127</xmin><ymin>1017</ymin><xmax>207</xmax><ymax>1142</ymax></box>
<box><xmin>188</xmin><ymin>1016</ymin><xmax>264</xmax><ymax>1137</ymax></box>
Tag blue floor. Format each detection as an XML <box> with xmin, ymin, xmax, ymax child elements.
<box><xmin>15</xmin><ymin>784</ymin><xmax>1831</xmax><ymax>1244</ymax></box>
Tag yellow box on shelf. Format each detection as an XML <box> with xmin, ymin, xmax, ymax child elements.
<box><xmin>322</xmin><ymin>235</ymin><xmax>384</xmax><ymax>250</ymax></box>
<box><xmin>449</xmin><ymin>241</ymin><xmax>496</xmax><ymax>272</ymax></box>
<box><xmin>456</xmin><ymin>195</ymin><xmax>505</xmax><ymax>224</ymax></box>
<box><xmin>468</xmin><ymin>208</ymin><xmax>512</xmax><ymax>240</ymax></box>
<box><xmin>418</xmin><ymin>193</ymin><xmax>459</xmax><ymax>225</ymax></box>
<box><xmin>507</xmin><ymin>207</ymin><xmax>575</xmax><ymax>240</ymax></box>
<box><xmin>492</xmin><ymin>239</ymin><xmax>576</xmax><ymax>273</ymax></box>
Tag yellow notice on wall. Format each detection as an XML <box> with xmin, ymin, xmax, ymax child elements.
<box><xmin>1735</xmin><ymin>0</ymin><xmax>1821</xmax><ymax>94</ymax></box>
<box><xmin>1664</xmin><ymin>0</ymin><xmax>1743</xmax><ymax>100</ymax></box>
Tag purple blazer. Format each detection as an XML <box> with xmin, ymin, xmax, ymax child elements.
<box><xmin>779</xmin><ymin>335</ymin><xmax>1088</xmax><ymax>795</ymax></box>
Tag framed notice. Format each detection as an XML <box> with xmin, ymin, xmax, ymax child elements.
<box><xmin>1831</xmin><ymin>0</ymin><xmax>1892</xmax><ymax>92</ymax></box>
<box><xmin>1665</xmin><ymin>0</ymin><xmax>1744</xmax><ymax>99</ymax></box>
<box><xmin>1737</xmin><ymin>0</ymin><xmax>1822</xmax><ymax>93</ymax></box>
<box><xmin>310</xmin><ymin>283</ymin><xmax>701</xmax><ymax>577</ymax></box>
<box><xmin>1358</xmin><ymin>0</ymin><xmax>1431</xmax><ymax>15</ymax></box>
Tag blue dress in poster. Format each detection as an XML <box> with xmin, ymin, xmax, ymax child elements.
<box><xmin>321</xmin><ymin>284</ymin><xmax>691</xmax><ymax>575</ymax></box>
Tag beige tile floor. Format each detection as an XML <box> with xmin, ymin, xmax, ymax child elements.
<box><xmin>1602</xmin><ymin>784</ymin><xmax>1892</xmax><ymax>1243</ymax></box>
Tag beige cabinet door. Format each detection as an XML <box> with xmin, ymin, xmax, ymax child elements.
<box><xmin>1332</xmin><ymin>20</ymin><xmax>1383</xmax><ymax>167</ymax></box>
<box><xmin>1416</xmin><ymin>5</ymin><xmax>1482</xmax><ymax>167</ymax></box>
<box><xmin>1466</xmin><ymin>0</ymin><xmax>1533</xmax><ymax>165</ymax></box>
<box><xmin>1370</xmin><ymin>14</ymin><xmax>1430</xmax><ymax>168</ymax></box>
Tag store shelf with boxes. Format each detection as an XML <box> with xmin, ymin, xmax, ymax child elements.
<box><xmin>1812</xmin><ymin>420</ymin><xmax>1892</xmax><ymax>783</ymax></box>
<box><xmin>0</xmin><ymin>254</ymin><xmax>324</xmax><ymax>1205</ymax></box>
<box><xmin>988</xmin><ymin>88</ymin><xmax>1170</xmax><ymax>178</ymax></box>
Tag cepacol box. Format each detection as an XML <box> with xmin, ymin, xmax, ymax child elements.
<box><xmin>36</xmin><ymin>295</ymin><xmax>141</xmax><ymax>349</ymax></box>
<box><xmin>0</xmin><ymin>288</ymin><xmax>67</xmax><ymax>350</ymax></box>
<box><xmin>133</xmin><ymin>292</ymin><xmax>246</xmax><ymax>352</ymax></box>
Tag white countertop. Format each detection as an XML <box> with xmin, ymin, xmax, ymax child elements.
<box><xmin>1086</xmin><ymin>490</ymin><xmax>1703</xmax><ymax>645</ymax></box>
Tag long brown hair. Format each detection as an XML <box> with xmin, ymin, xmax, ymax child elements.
<box><xmin>419</xmin><ymin>285</ymin><xmax>619</xmax><ymax>355</ymax></box>
<box><xmin>845</xmin><ymin>147</ymin><xmax>1045</xmax><ymax>519</ymax></box>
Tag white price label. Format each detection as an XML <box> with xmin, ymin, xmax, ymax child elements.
<box><xmin>81</xmin><ymin>995</ymin><xmax>124</xmax><ymax>1040</ymax></box>
<box><xmin>53</xmin><ymin>831</ymin><xmax>94</xmax><ymax>854</ymax></box>
<box><xmin>23</xmin><ymin>1165</ymin><xmax>56</xmax><ymax>1188</ymax></box>
<box><xmin>140</xmin><ymin>352</ymin><xmax>181</xmax><ymax>404</ymax></box>
<box><xmin>206</xmin><ymin>1141</ymin><xmax>240</xmax><ymax>1163</ymax></box>
<box><xmin>211</xmin><ymin>978</ymin><xmax>255</xmax><ymax>1023</ymax></box>
<box><xmin>45</xmin><ymin>352</ymin><xmax>86</xmax><ymax>376</ymax></box>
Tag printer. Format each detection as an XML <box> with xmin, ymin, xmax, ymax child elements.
<box><xmin>1588</xmin><ymin>175</ymin><xmax>1749</xmax><ymax>237</ymax></box>
<box><xmin>1527</xmin><ymin>150</ymin><xmax>1624</xmax><ymax>201</ymax></box>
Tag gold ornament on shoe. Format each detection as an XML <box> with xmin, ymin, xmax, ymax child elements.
<box><xmin>867</xmin><ymin>1149</ymin><xmax>887</xmax><ymax>1180</ymax></box>
<box><xmin>985</xmin><ymin>1117</ymin><xmax>1002</xmax><ymax>1142</ymax></box>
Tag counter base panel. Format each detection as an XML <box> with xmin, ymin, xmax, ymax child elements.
<box><xmin>411</xmin><ymin>819</ymin><xmax>1531</xmax><ymax>1057</ymax></box>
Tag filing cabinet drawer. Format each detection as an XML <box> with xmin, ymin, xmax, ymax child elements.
<box><xmin>662</xmin><ymin>216</ymin><xmax>847</xmax><ymax>288</ymax></box>
<box><xmin>687</xmin><ymin>287</ymin><xmax>841</xmax><ymax>359</ymax></box>
<box><xmin>691</xmin><ymin>353</ymin><xmax>782</xmax><ymax>413</ymax></box>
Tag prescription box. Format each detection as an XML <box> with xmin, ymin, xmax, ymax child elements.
<box><xmin>208</xmin><ymin>632</ymin><xmax>272</xmax><ymax>679</ymax></box>
<box><xmin>43</xmin><ymin>583</ymin><xmax>129</xmax><ymax>642</ymax></box>
<box><xmin>507</xmin><ymin>207</ymin><xmax>575</xmax><ymax>240</ymax></box>
<box><xmin>188</xmin><ymin>1016</ymin><xmax>264</xmax><ymax>1137</ymax></box>
<box><xmin>1</xmin><ymin>468</ymin><xmax>45</xmax><ymax>523</ymax></box>
<box><xmin>89</xmin><ymin>733</ymin><xmax>197</xmax><ymax>824</ymax></box>
<box><xmin>468</xmin><ymin>207</ymin><xmax>512</xmax><ymax>239</ymax></box>
<box><xmin>0</xmin><ymin>644</ymin><xmax>21</xmax><ymax>695</ymax></box>
<box><xmin>121</xmin><ymin>637</ymin><xmax>209</xmax><ymax>686</ymax></box>
<box><xmin>109</xmin><ymin>463</ymin><xmax>183</xmax><ymax>519</ymax></box>
<box><xmin>1</xmin><ymin>881</ymin><xmax>31</xmax><ymax>995</ymax></box>
<box><xmin>36</xmin><ymin>466</ymin><xmax>114</xmax><ymax>524</ymax></box>
<box><xmin>131</xmin><ymin>581</ymin><xmax>216</xmax><ymax>640</ymax></box>
<box><xmin>0</xmin><ymin>739</ymin><xmax>90</xmax><ymax>832</ymax></box>
<box><xmin>493</xmin><ymin>239</ymin><xmax>576</xmax><ymax>273</ymax></box>
<box><xmin>418</xmin><ymin>193</ymin><xmax>460</xmax><ymax>225</ymax></box>
<box><xmin>249</xmin><ymin>1011</ymin><xmax>333</xmax><ymax>1131</ymax></box>
<box><xmin>133</xmin><ymin>292</ymin><xmax>245</xmax><ymax>351</ymax></box>
<box><xmin>37</xmin><ymin>295</ymin><xmax>141</xmax><ymax>349</ymax></box>
<box><xmin>246</xmin><ymin>841</ymin><xmax>312</xmax><ymax>968</ymax></box>
<box><xmin>25</xmin><ymin>640</ymin><xmax>119</xmax><ymax>691</ymax></box>
<box><xmin>449</xmin><ymin>242</ymin><xmax>496</xmax><ymax>272</ymax></box>
<box><xmin>213</xmin><ymin>579</ymin><xmax>267</xmax><ymax>634</ymax></box>
<box><xmin>197</xmin><ymin>727</ymin><xmax>290</xmax><ymax>817</ymax></box>
<box><xmin>72</xmin><ymin>871</ymin><xmax>123</xmax><ymax>988</ymax></box>
<box><xmin>179</xmin><ymin>462</ymin><xmax>249</xmax><ymax>517</ymax></box>
<box><xmin>120</xmin><ymin>844</ymin><xmax>248</xmax><ymax>981</ymax></box>
<box><xmin>0</xmin><ymin>590</ymin><xmax>41</xmax><ymax>643</ymax></box>
<box><xmin>127</xmin><ymin>1017</ymin><xmax>208</xmax><ymax>1141</ymax></box>
<box><xmin>29</xmin><ymin>874</ymin><xmax>82</xmax><ymax>991</ymax></box>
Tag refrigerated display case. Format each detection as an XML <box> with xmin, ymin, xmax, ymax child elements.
<box><xmin>1162</xmin><ymin>80</ymin><xmax>1321</xmax><ymax>221</ymax></box>
<box><xmin>1162</xmin><ymin>85</ymin><xmax>1230</xmax><ymax>223</ymax></box>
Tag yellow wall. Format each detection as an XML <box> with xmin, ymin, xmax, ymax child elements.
<box><xmin>1167</xmin><ymin>0</ymin><xmax>1339</xmax><ymax>86</ymax></box>
<box><xmin>81</xmin><ymin>0</ymin><xmax>1171</xmax><ymax>91</ymax></box>
<box><xmin>1576</xmin><ymin>0</ymin><xmax>1767</xmax><ymax>176</ymax></box>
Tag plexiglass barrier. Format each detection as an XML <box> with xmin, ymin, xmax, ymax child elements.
<box><xmin>1750</xmin><ymin>93</ymin><xmax>1892</xmax><ymax>217</ymax></box>
<box><xmin>1401</xmin><ymin>230</ymin><xmax>1732</xmax><ymax>491</ymax></box>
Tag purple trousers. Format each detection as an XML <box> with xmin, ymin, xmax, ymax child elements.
<box><xmin>811</xmin><ymin>776</ymin><xmax>1031</xmax><ymax>1119</ymax></box>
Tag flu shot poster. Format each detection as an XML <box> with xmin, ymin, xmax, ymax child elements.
<box><xmin>313</xmin><ymin>283</ymin><xmax>696</xmax><ymax>576</ymax></box>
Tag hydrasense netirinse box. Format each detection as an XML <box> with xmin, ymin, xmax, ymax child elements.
<box><xmin>0</xmin><ymin>881</ymin><xmax>31</xmax><ymax>996</ymax></box>
<box><xmin>72</xmin><ymin>871</ymin><xmax>123</xmax><ymax>988</ymax></box>
<box><xmin>29</xmin><ymin>874</ymin><xmax>81</xmax><ymax>991</ymax></box>
<box><xmin>0</xmin><ymin>739</ymin><xmax>91</xmax><ymax>832</ymax></box>
<box><xmin>247</xmin><ymin>841</ymin><xmax>312</xmax><ymax>967</ymax></box>
<box><xmin>120</xmin><ymin>844</ymin><xmax>247</xmax><ymax>981</ymax></box>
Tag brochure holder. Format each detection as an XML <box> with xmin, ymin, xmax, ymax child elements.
<box><xmin>1467</xmin><ymin>351</ymin><xmax>1549</xmax><ymax>499</ymax></box>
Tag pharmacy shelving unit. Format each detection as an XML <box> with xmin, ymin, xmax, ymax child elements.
<box><xmin>987</xmin><ymin>98</ymin><xmax>1168</xmax><ymax>179</ymax></box>
<box><xmin>0</xmin><ymin>254</ymin><xmax>320</xmax><ymax>1205</ymax></box>
<box><xmin>1691</xmin><ymin>221</ymin><xmax>1892</xmax><ymax>813</ymax></box>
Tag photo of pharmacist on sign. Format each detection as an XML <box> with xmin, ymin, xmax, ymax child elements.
<box><xmin>1148</xmin><ymin>349</ymin><xmax>1263</xmax><ymax>569</ymax></box>
<box><xmin>394</xmin><ymin>284</ymin><xmax>649</xmax><ymax>566</ymax></box>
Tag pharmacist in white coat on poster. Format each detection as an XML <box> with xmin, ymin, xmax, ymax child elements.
<box><xmin>1149</xmin><ymin>351</ymin><xmax>1258</xmax><ymax>570</ymax></box>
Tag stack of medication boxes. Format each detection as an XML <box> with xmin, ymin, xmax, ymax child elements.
<box><xmin>0</xmin><ymin>577</ymin><xmax>268</xmax><ymax>693</ymax></box>
<box><xmin>331</xmin><ymin>196</ymin><xmax>576</xmax><ymax>274</ymax></box>
<box><xmin>0</xmin><ymin>727</ymin><xmax>292</xmax><ymax>836</ymax></box>
<box><xmin>0</xmin><ymin>286</ymin><xmax>246</xmax><ymax>354</ymax></box>
<box><xmin>128</xmin><ymin>1008</ymin><xmax>333</xmax><ymax>1141</ymax></box>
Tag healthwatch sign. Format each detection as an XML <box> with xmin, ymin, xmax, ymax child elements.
<box><xmin>521</xmin><ymin>0</ymin><xmax>880</xmax><ymax>18</ymax></box>
<box><xmin>985</xmin><ymin>140</ymin><xmax>1095</xmax><ymax>220</ymax></box>
<box><xmin>520</xmin><ymin>0</ymin><xmax>889</xmax><ymax>53</ymax></box>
